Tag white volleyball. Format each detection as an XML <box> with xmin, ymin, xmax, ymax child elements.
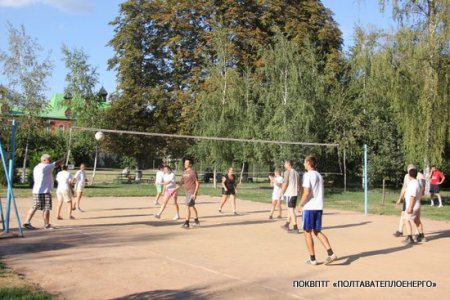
<box><xmin>95</xmin><ymin>131</ymin><xmax>105</xmax><ymax>141</ymax></box>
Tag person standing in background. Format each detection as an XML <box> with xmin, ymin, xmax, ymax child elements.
<box><xmin>154</xmin><ymin>165</ymin><xmax>165</xmax><ymax>206</ymax></box>
<box><xmin>428</xmin><ymin>166</ymin><xmax>445</xmax><ymax>207</ymax></box>
<box><xmin>72</xmin><ymin>163</ymin><xmax>88</xmax><ymax>212</ymax></box>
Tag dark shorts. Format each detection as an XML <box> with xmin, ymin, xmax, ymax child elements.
<box><xmin>303</xmin><ymin>210</ymin><xmax>323</xmax><ymax>231</ymax></box>
<box><xmin>222</xmin><ymin>189</ymin><xmax>236</xmax><ymax>196</ymax></box>
<box><xmin>430</xmin><ymin>184</ymin><xmax>440</xmax><ymax>194</ymax></box>
<box><xmin>402</xmin><ymin>201</ymin><xmax>406</xmax><ymax>212</ymax></box>
<box><xmin>185</xmin><ymin>193</ymin><xmax>196</xmax><ymax>207</ymax></box>
<box><xmin>285</xmin><ymin>196</ymin><xmax>298</xmax><ymax>208</ymax></box>
<box><xmin>32</xmin><ymin>193</ymin><xmax>52</xmax><ymax>211</ymax></box>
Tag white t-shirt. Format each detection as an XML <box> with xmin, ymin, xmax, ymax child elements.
<box><xmin>155</xmin><ymin>170</ymin><xmax>164</xmax><ymax>185</ymax></box>
<box><xmin>405</xmin><ymin>179</ymin><xmax>421</xmax><ymax>210</ymax></box>
<box><xmin>164</xmin><ymin>173</ymin><xmax>176</xmax><ymax>189</ymax></box>
<box><xmin>302</xmin><ymin>170</ymin><xmax>324</xmax><ymax>211</ymax></box>
<box><xmin>56</xmin><ymin>170</ymin><xmax>72</xmax><ymax>191</ymax></box>
<box><xmin>32</xmin><ymin>163</ymin><xmax>56</xmax><ymax>194</ymax></box>
<box><xmin>74</xmin><ymin>170</ymin><xmax>87</xmax><ymax>189</ymax></box>
<box><xmin>272</xmin><ymin>176</ymin><xmax>284</xmax><ymax>200</ymax></box>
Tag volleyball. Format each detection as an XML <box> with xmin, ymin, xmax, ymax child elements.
<box><xmin>95</xmin><ymin>131</ymin><xmax>105</xmax><ymax>141</ymax></box>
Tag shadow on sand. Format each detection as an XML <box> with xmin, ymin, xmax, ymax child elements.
<box><xmin>112</xmin><ymin>287</ymin><xmax>209</xmax><ymax>300</ymax></box>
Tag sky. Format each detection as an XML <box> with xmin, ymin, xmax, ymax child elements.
<box><xmin>0</xmin><ymin>0</ymin><xmax>396</xmax><ymax>99</ymax></box>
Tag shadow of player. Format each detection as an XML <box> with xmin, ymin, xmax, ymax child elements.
<box><xmin>330</xmin><ymin>244</ymin><xmax>413</xmax><ymax>266</ymax></box>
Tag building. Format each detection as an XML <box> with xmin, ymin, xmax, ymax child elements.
<box><xmin>0</xmin><ymin>86</ymin><xmax>110</xmax><ymax>131</ymax></box>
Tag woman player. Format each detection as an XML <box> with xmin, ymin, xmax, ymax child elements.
<box><xmin>269</xmin><ymin>169</ymin><xmax>284</xmax><ymax>219</ymax></box>
<box><xmin>155</xmin><ymin>166</ymin><xmax>180</xmax><ymax>220</ymax></box>
<box><xmin>218</xmin><ymin>167</ymin><xmax>238</xmax><ymax>215</ymax></box>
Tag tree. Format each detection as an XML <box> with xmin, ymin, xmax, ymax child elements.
<box><xmin>379</xmin><ymin>0</ymin><xmax>450</xmax><ymax>169</ymax></box>
<box><xmin>61</xmin><ymin>44</ymin><xmax>103</xmax><ymax>127</ymax></box>
<box><xmin>107</xmin><ymin>0</ymin><xmax>343</xmax><ymax>164</ymax></box>
<box><xmin>0</xmin><ymin>23</ymin><xmax>53</xmax><ymax>182</ymax></box>
<box><xmin>61</xmin><ymin>44</ymin><xmax>106</xmax><ymax>166</ymax></box>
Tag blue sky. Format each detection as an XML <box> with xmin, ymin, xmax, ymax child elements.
<box><xmin>0</xmin><ymin>0</ymin><xmax>395</xmax><ymax>98</ymax></box>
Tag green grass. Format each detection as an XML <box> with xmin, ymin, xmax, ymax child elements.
<box><xmin>11</xmin><ymin>182</ymin><xmax>449</xmax><ymax>221</ymax></box>
<box><xmin>0</xmin><ymin>257</ymin><xmax>55</xmax><ymax>300</ymax></box>
<box><xmin>0</xmin><ymin>287</ymin><xmax>54</xmax><ymax>300</ymax></box>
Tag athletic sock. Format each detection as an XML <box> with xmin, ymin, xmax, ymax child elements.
<box><xmin>407</xmin><ymin>235</ymin><xmax>413</xmax><ymax>241</ymax></box>
<box><xmin>327</xmin><ymin>249</ymin><xmax>334</xmax><ymax>256</ymax></box>
<box><xmin>310</xmin><ymin>255</ymin><xmax>316</xmax><ymax>261</ymax></box>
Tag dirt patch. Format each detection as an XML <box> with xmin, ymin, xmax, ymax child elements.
<box><xmin>1</xmin><ymin>196</ymin><xmax>449</xmax><ymax>299</ymax></box>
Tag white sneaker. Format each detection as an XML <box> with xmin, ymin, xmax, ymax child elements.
<box><xmin>324</xmin><ymin>254</ymin><xmax>338</xmax><ymax>265</ymax></box>
<box><xmin>430</xmin><ymin>202</ymin><xmax>434</xmax><ymax>206</ymax></box>
<box><xmin>439</xmin><ymin>204</ymin><xmax>443</xmax><ymax>208</ymax></box>
<box><xmin>173</xmin><ymin>214</ymin><xmax>180</xmax><ymax>220</ymax></box>
<box><xmin>305</xmin><ymin>259</ymin><xmax>317</xmax><ymax>265</ymax></box>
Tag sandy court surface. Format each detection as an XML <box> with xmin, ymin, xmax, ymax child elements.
<box><xmin>1</xmin><ymin>195</ymin><xmax>450</xmax><ymax>300</ymax></box>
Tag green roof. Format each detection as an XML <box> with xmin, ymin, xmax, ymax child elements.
<box><xmin>40</xmin><ymin>93</ymin><xmax>111</xmax><ymax>120</ymax></box>
<box><xmin>2</xmin><ymin>92</ymin><xmax>111</xmax><ymax>120</ymax></box>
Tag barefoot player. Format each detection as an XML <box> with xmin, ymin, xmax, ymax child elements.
<box><xmin>299</xmin><ymin>155</ymin><xmax>337</xmax><ymax>265</ymax></box>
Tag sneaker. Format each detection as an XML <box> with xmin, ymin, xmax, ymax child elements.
<box><xmin>57</xmin><ymin>216</ymin><xmax>63</xmax><ymax>220</ymax></box>
<box><xmin>233</xmin><ymin>211</ymin><xmax>238</xmax><ymax>216</ymax></box>
<box><xmin>154</xmin><ymin>202</ymin><xmax>160</xmax><ymax>206</ymax></box>
<box><xmin>193</xmin><ymin>219</ymin><xmax>200</xmax><ymax>226</ymax></box>
<box><xmin>173</xmin><ymin>214</ymin><xmax>180</xmax><ymax>220</ymax></box>
<box><xmin>416</xmin><ymin>234</ymin><xmax>427</xmax><ymax>243</ymax></box>
<box><xmin>288</xmin><ymin>228</ymin><xmax>300</xmax><ymax>234</ymax></box>
<box><xmin>72</xmin><ymin>207</ymin><xmax>76</xmax><ymax>211</ymax></box>
<box><xmin>281</xmin><ymin>223</ymin><xmax>289</xmax><ymax>230</ymax></box>
<box><xmin>277</xmin><ymin>215</ymin><xmax>282</xmax><ymax>219</ymax></box>
<box><xmin>305</xmin><ymin>259</ymin><xmax>318</xmax><ymax>265</ymax></box>
<box><xmin>44</xmin><ymin>224</ymin><xmax>55</xmax><ymax>230</ymax></box>
<box><xmin>269</xmin><ymin>215</ymin><xmax>273</xmax><ymax>219</ymax></box>
<box><xmin>324</xmin><ymin>254</ymin><xmax>338</xmax><ymax>265</ymax></box>
<box><xmin>69</xmin><ymin>216</ymin><xmax>76</xmax><ymax>220</ymax></box>
<box><xmin>393</xmin><ymin>231</ymin><xmax>403</xmax><ymax>237</ymax></box>
<box><xmin>181</xmin><ymin>222</ymin><xmax>190</xmax><ymax>229</ymax></box>
<box><xmin>155</xmin><ymin>214</ymin><xmax>161</xmax><ymax>219</ymax></box>
<box><xmin>439</xmin><ymin>204</ymin><xmax>443</xmax><ymax>208</ymax></box>
<box><xmin>77</xmin><ymin>208</ymin><xmax>84</xmax><ymax>212</ymax></box>
<box><xmin>218</xmin><ymin>209</ymin><xmax>222</xmax><ymax>213</ymax></box>
<box><xmin>23</xmin><ymin>223</ymin><xmax>36</xmax><ymax>230</ymax></box>
<box><xmin>401</xmin><ymin>237</ymin><xmax>415</xmax><ymax>245</ymax></box>
<box><xmin>430</xmin><ymin>202</ymin><xmax>434</xmax><ymax>206</ymax></box>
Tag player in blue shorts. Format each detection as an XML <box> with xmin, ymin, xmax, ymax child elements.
<box><xmin>298</xmin><ymin>155</ymin><xmax>337</xmax><ymax>265</ymax></box>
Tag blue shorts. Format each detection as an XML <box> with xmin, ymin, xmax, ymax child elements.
<box><xmin>302</xmin><ymin>210</ymin><xmax>323</xmax><ymax>231</ymax></box>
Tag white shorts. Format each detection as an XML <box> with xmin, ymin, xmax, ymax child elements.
<box><xmin>57</xmin><ymin>190</ymin><xmax>72</xmax><ymax>203</ymax></box>
<box><xmin>404</xmin><ymin>209</ymin><xmax>420</xmax><ymax>221</ymax></box>
<box><xmin>75</xmin><ymin>185</ymin><xmax>85</xmax><ymax>193</ymax></box>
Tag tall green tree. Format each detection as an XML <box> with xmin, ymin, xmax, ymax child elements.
<box><xmin>0</xmin><ymin>23</ymin><xmax>53</xmax><ymax>182</ymax></box>
<box><xmin>379</xmin><ymin>0</ymin><xmax>450</xmax><ymax>168</ymax></box>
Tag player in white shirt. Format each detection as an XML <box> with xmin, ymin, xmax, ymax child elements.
<box><xmin>55</xmin><ymin>165</ymin><xmax>75</xmax><ymax>220</ymax></box>
<box><xmin>298</xmin><ymin>155</ymin><xmax>337</xmax><ymax>265</ymax></box>
<box><xmin>72</xmin><ymin>163</ymin><xmax>88</xmax><ymax>212</ymax></box>
<box><xmin>269</xmin><ymin>169</ymin><xmax>284</xmax><ymax>219</ymax></box>
<box><xmin>23</xmin><ymin>154</ymin><xmax>66</xmax><ymax>230</ymax></box>
<box><xmin>154</xmin><ymin>165</ymin><xmax>165</xmax><ymax>205</ymax></box>
<box><xmin>402</xmin><ymin>168</ymin><xmax>425</xmax><ymax>245</ymax></box>
<box><xmin>155</xmin><ymin>166</ymin><xmax>180</xmax><ymax>220</ymax></box>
